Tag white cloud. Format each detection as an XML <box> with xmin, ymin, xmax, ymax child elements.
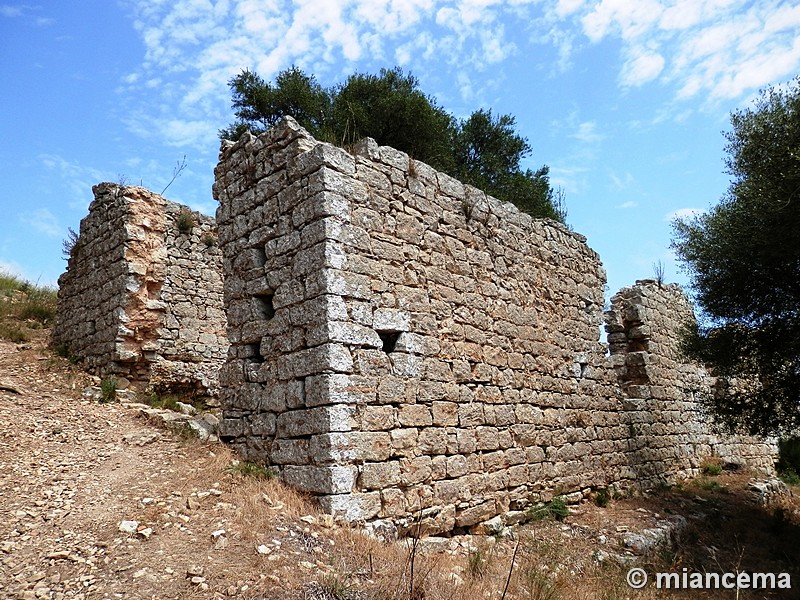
<box><xmin>665</xmin><ymin>207</ymin><xmax>704</xmax><ymax>222</ymax></box>
<box><xmin>120</xmin><ymin>0</ymin><xmax>541</xmax><ymax>148</ymax></box>
<box><xmin>568</xmin><ymin>0</ymin><xmax>800</xmax><ymax>103</ymax></box>
<box><xmin>19</xmin><ymin>208</ymin><xmax>61</xmax><ymax>238</ymax></box>
<box><xmin>39</xmin><ymin>154</ymin><xmax>110</xmax><ymax>209</ymax></box>
<box><xmin>620</xmin><ymin>47</ymin><xmax>664</xmax><ymax>87</ymax></box>
<box><xmin>571</xmin><ymin>121</ymin><xmax>603</xmax><ymax>143</ymax></box>
<box><xmin>554</xmin><ymin>0</ymin><xmax>585</xmax><ymax>18</ymax></box>
<box><xmin>616</xmin><ymin>200</ymin><xmax>638</xmax><ymax>209</ymax></box>
<box><xmin>0</xmin><ymin>5</ymin><xmax>24</xmax><ymax>17</ymax></box>
<box><xmin>610</xmin><ymin>172</ymin><xmax>634</xmax><ymax>190</ymax></box>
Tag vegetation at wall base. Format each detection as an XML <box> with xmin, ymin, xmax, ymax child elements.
<box><xmin>777</xmin><ymin>437</ymin><xmax>800</xmax><ymax>486</ymax></box>
<box><xmin>100</xmin><ymin>376</ymin><xmax>118</xmax><ymax>403</ymax></box>
<box><xmin>672</xmin><ymin>76</ymin><xmax>800</xmax><ymax>437</ymax></box>
<box><xmin>220</xmin><ymin>66</ymin><xmax>567</xmax><ymax>223</ymax></box>
<box><xmin>226</xmin><ymin>460</ymin><xmax>276</xmax><ymax>480</ymax></box>
<box><xmin>0</xmin><ymin>272</ymin><xmax>57</xmax><ymax>342</ymax></box>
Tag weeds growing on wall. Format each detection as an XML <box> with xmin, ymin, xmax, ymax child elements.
<box><xmin>176</xmin><ymin>210</ymin><xmax>195</xmax><ymax>233</ymax></box>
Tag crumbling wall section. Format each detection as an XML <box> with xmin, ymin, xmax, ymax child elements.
<box><xmin>54</xmin><ymin>183</ymin><xmax>227</xmax><ymax>396</ymax></box>
<box><xmin>214</xmin><ymin>118</ymin><xmax>775</xmax><ymax>534</ymax></box>
<box><xmin>606</xmin><ymin>282</ymin><xmax>775</xmax><ymax>478</ymax></box>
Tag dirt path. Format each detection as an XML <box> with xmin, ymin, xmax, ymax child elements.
<box><xmin>0</xmin><ymin>335</ymin><xmax>325</xmax><ymax>600</ymax></box>
<box><xmin>1</xmin><ymin>334</ymin><xmax>799</xmax><ymax>600</ymax></box>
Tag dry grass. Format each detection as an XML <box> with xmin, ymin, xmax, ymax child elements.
<box><xmin>0</xmin><ymin>271</ymin><xmax>57</xmax><ymax>342</ymax></box>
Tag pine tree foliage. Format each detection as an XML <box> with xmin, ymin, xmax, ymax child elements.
<box><xmin>220</xmin><ymin>67</ymin><xmax>565</xmax><ymax>223</ymax></box>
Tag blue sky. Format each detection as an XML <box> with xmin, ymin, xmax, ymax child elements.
<box><xmin>2</xmin><ymin>1</ymin><xmax>799</xmax><ymax>302</ymax></box>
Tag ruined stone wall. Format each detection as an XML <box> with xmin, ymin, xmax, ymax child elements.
<box><xmin>214</xmin><ymin>118</ymin><xmax>775</xmax><ymax>534</ymax></box>
<box><xmin>605</xmin><ymin>283</ymin><xmax>775</xmax><ymax>475</ymax></box>
<box><xmin>53</xmin><ymin>183</ymin><xmax>228</xmax><ymax>396</ymax></box>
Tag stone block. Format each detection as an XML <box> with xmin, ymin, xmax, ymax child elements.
<box><xmin>418</xmin><ymin>428</ymin><xmax>449</xmax><ymax>455</ymax></box>
<box><xmin>455</xmin><ymin>500</ymin><xmax>496</xmax><ymax>528</ymax></box>
<box><xmin>398</xmin><ymin>404</ymin><xmax>432</xmax><ymax>427</ymax></box>
<box><xmin>431</xmin><ymin>401</ymin><xmax>458</xmax><ymax>426</ymax></box>
<box><xmin>276</xmin><ymin>405</ymin><xmax>356</xmax><ymax>437</ymax></box>
<box><xmin>310</xmin><ymin>431</ymin><xmax>391</xmax><ymax>463</ymax></box>
<box><xmin>400</xmin><ymin>456</ymin><xmax>432</xmax><ymax>485</ymax></box>
<box><xmin>283</xmin><ymin>465</ymin><xmax>357</xmax><ymax>495</ymax></box>
<box><xmin>361</xmin><ymin>461</ymin><xmax>401</xmax><ymax>489</ymax></box>
<box><xmin>318</xmin><ymin>492</ymin><xmax>381</xmax><ymax>521</ymax></box>
<box><xmin>305</xmin><ymin>373</ymin><xmax>377</xmax><ymax>407</ymax></box>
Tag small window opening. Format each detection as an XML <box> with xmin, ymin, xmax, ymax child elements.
<box><xmin>88</xmin><ymin>320</ymin><xmax>96</xmax><ymax>335</ymax></box>
<box><xmin>245</xmin><ymin>342</ymin><xmax>264</xmax><ymax>364</ymax></box>
<box><xmin>253</xmin><ymin>292</ymin><xmax>275</xmax><ymax>320</ymax></box>
<box><xmin>377</xmin><ymin>331</ymin><xmax>401</xmax><ymax>354</ymax></box>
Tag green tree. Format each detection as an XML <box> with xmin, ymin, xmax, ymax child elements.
<box><xmin>672</xmin><ymin>77</ymin><xmax>800</xmax><ymax>436</ymax></box>
<box><xmin>219</xmin><ymin>67</ymin><xmax>331</xmax><ymax>140</ymax></box>
<box><xmin>220</xmin><ymin>66</ymin><xmax>565</xmax><ymax>223</ymax></box>
<box><xmin>453</xmin><ymin>109</ymin><xmax>565</xmax><ymax>221</ymax></box>
<box><xmin>330</xmin><ymin>68</ymin><xmax>456</xmax><ymax>172</ymax></box>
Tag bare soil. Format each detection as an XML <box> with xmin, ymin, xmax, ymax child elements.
<box><xmin>1</xmin><ymin>332</ymin><xmax>798</xmax><ymax>600</ymax></box>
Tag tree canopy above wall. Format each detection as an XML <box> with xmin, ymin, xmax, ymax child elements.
<box><xmin>220</xmin><ymin>66</ymin><xmax>566</xmax><ymax>223</ymax></box>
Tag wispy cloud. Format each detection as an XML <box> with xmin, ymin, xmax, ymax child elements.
<box><xmin>0</xmin><ymin>5</ymin><xmax>25</xmax><ymax>17</ymax></box>
<box><xmin>616</xmin><ymin>200</ymin><xmax>638</xmax><ymax>209</ymax></box>
<box><xmin>571</xmin><ymin>0</ymin><xmax>800</xmax><ymax>102</ymax></box>
<box><xmin>19</xmin><ymin>208</ymin><xmax>61</xmax><ymax>238</ymax></box>
<box><xmin>571</xmin><ymin>120</ymin><xmax>604</xmax><ymax>144</ymax></box>
<box><xmin>120</xmin><ymin>0</ymin><xmax>546</xmax><ymax>148</ymax></box>
<box><xmin>118</xmin><ymin>0</ymin><xmax>800</xmax><ymax>152</ymax></box>
<box><xmin>610</xmin><ymin>172</ymin><xmax>634</xmax><ymax>190</ymax></box>
<box><xmin>39</xmin><ymin>154</ymin><xmax>108</xmax><ymax>209</ymax></box>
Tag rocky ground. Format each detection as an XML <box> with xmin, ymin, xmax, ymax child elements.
<box><xmin>1</xmin><ymin>333</ymin><xmax>799</xmax><ymax>600</ymax></box>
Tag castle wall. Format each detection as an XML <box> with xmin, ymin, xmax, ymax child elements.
<box><xmin>214</xmin><ymin>119</ymin><xmax>774</xmax><ymax>531</ymax></box>
<box><xmin>210</xmin><ymin>118</ymin><xmax>776</xmax><ymax>533</ymax></box>
<box><xmin>53</xmin><ymin>183</ymin><xmax>227</xmax><ymax>396</ymax></box>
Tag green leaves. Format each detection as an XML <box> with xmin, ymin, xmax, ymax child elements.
<box><xmin>220</xmin><ymin>66</ymin><xmax>565</xmax><ymax>223</ymax></box>
<box><xmin>672</xmin><ymin>77</ymin><xmax>800</xmax><ymax>436</ymax></box>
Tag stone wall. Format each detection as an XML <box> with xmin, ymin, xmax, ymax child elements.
<box><xmin>53</xmin><ymin>183</ymin><xmax>228</xmax><ymax>397</ymax></box>
<box><xmin>212</xmin><ymin>118</ymin><xmax>775</xmax><ymax>534</ymax></box>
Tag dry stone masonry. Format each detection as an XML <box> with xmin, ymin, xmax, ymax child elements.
<box><xmin>213</xmin><ymin>117</ymin><xmax>775</xmax><ymax>534</ymax></box>
<box><xmin>53</xmin><ymin>183</ymin><xmax>228</xmax><ymax>397</ymax></box>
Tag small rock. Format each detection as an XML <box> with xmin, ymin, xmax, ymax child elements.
<box><xmin>137</xmin><ymin>528</ymin><xmax>153</xmax><ymax>539</ymax></box>
<box><xmin>186</xmin><ymin>565</ymin><xmax>204</xmax><ymax>577</ymax></box>
<box><xmin>300</xmin><ymin>515</ymin><xmax>316</xmax><ymax>525</ymax></box>
<box><xmin>175</xmin><ymin>402</ymin><xmax>197</xmax><ymax>415</ymax></box>
<box><xmin>119</xmin><ymin>520</ymin><xmax>139</xmax><ymax>534</ymax></box>
<box><xmin>482</xmin><ymin>516</ymin><xmax>504</xmax><ymax>535</ymax></box>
